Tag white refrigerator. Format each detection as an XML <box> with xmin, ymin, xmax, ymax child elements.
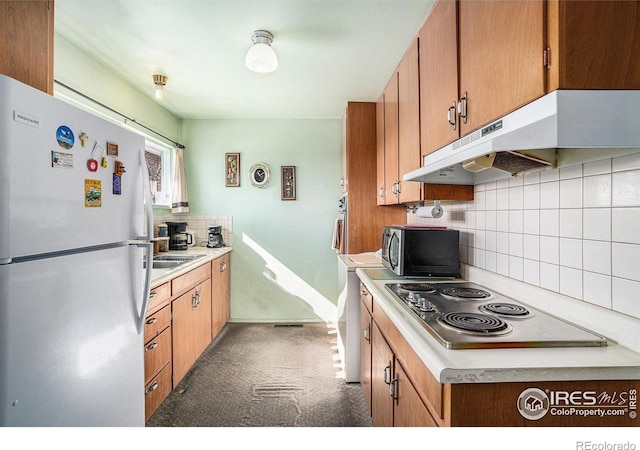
<box><xmin>0</xmin><ymin>75</ymin><xmax>154</xmax><ymax>426</ymax></box>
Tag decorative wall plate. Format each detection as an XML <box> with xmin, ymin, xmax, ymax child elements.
<box><xmin>249</xmin><ymin>163</ymin><xmax>270</xmax><ymax>188</ymax></box>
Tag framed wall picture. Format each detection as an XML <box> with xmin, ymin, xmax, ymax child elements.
<box><xmin>225</xmin><ymin>153</ymin><xmax>240</xmax><ymax>187</ymax></box>
<box><xmin>281</xmin><ymin>165</ymin><xmax>296</xmax><ymax>200</ymax></box>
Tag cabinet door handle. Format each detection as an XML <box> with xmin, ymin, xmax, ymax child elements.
<box><xmin>220</xmin><ymin>262</ymin><xmax>227</xmax><ymax>272</ymax></box>
<box><xmin>390</xmin><ymin>374</ymin><xmax>399</xmax><ymax>404</ymax></box>
<box><xmin>192</xmin><ymin>291</ymin><xmax>201</xmax><ymax>309</ymax></box>
<box><xmin>363</xmin><ymin>326</ymin><xmax>370</xmax><ymax>342</ymax></box>
<box><xmin>383</xmin><ymin>361</ymin><xmax>392</xmax><ymax>385</ymax></box>
<box><xmin>146</xmin><ymin>317</ymin><xmax>157</xmax><ymax>325</ymax></box>
<box><xmin>447</xmin><ymin>101</ymin><xmax>457</xmax><ymax>130</ymax></box>
<box><xmin>145</xmin><ymin>381</ymin><xmax>158</xmax><ymax>395</ymax></box>
<box><xmin>379</xmin><ymin>186</ymin><xmax>385</xmax><ymax>199</ymax></box>
<box><xmin>145</xmin><ymin>341</ymin><xmax>158</xmax><ymax>352</ymax></box>
<box><xmin>458</xmin><ymin>91</ymin><xmax>468</xmax><ymax>124</ymax></box>
<box><xmin>149</xmin><ymin>291</ymin><xmax>158</xmax><ymax>298</ymax></box>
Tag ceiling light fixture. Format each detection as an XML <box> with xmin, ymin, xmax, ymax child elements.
<box><xmin>245</xmin><ymin>30</ymin><xmax>278</xmax><ymax>73</ymax></box>
<box><xmin>153</xmin><ymin>74</ymin><xmax>167</xmax><ymax>100</ymax></box>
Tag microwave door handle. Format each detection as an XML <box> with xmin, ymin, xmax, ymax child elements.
<box><xmin>387</xmin><ymin>232</ymin><xmax>396</xmax><ymax>271</ymax></box>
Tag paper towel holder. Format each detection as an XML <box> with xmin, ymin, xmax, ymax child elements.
<box><xmin>407</xmin><ymin>200</ymin><xmax>444</xmax><ymax>219</ymax></box>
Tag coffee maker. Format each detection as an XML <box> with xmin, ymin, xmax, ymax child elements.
<box><xmin>207</xmin><ymin>225</ymin><xmax>225</xmax><ymax>248</ymax></box>
<box><xmin>167</xmin><ymin>221</ymin><xmax>192</xmax><ymax>250</ymax></box>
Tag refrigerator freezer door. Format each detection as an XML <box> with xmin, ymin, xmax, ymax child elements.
<box><xmin>0</xmin><ymin>75</ymin><xmax>146</xmax><ymax>260</ymax></box>
<box><xmin>0</xmin><ymin>245</ymin><xmax>145</xmax><ymax>426</ymax></box>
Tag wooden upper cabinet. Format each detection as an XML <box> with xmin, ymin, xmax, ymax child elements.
<box><xmin>376</xmin><ymin>95</ymin><xmax>386</xmax><ymax>206</ymax></box>
<box><xmin>397</xmin><ymin>38</ymin><xmax>421</xmax><ymax>204</ymax></box>
<box><xmin>418</xmin><ymin>0</ymin><xmax>459</xmax><ymax>155</ymax></box>
<box><xmin>458</xmin><ymin>0</ymin><xmax>545</xmax><ymax>137</ymax></box>
<box><xmin>383</xmin><ymin>74</ymin><xmax>399</xmax><ymax>205</ymax></box>
<box><xmin>0</xmin><ymin>1</ymin><xmax>55</xmax><ymax>94</ymax></box>
<box><xmin>546</xmin><ymin>0</ymin><xmax>640</xmax><ymax>91</ymax></box>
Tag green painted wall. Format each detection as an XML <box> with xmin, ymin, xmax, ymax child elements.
<box><xmin>182</xmin><ymin>119</ymin><xmax>342</xmax><ymax>322</ymax></box>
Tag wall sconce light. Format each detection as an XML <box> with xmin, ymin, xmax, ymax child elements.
<box><xmin>153</xmin><ymin>74</ymin><xmax>167</xmax><ymax>100</ymax></box>
<box><xmin>245</xmin><ymin>30</ymin><xmax>278</xmax><ymax>73</ymax></box>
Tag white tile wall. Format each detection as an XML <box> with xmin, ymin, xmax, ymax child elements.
<box><xmin>408</xmin><ymin>152</ymin><xmax>640</xmax><ymax>319</ymax></box>
<box><xmin>153</xmin><ymin>214</ymin><xmax>233</xmax><ymax>247</ymax></box>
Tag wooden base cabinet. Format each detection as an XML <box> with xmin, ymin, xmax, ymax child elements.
<box><xmin>144</xmin><ymin>306</ymin><xmax>172</xmax><ymax>420</ymax></box>
<box><xmin>143</xmin><ymin>287</ymin><xmax>172</xmax><ymax>421</ymax></box>
<box><xmin>359</xmin><ymin>299</ymin><xmax>373</xmax><ymax>414</ymax></box>
<box><xmin>363</xmin><ymin>283</ymin><xmax>639</xmax><ymax>427</ymax></box>
<box><xmin>172</xmin><ymin>276</ymin><xmax>212</xmax><ymax>385</ymax></box>
<box><xmin>361</xmin><ymin>284</ymin><xmax>436</xmax><ymax>427</ymax></box>
<box><xmin>371</xmin><ymin>323</ymin><xmax>394</xmax><ymax>427</ymax></box>
<box><xmin>211</xmin><ymin>253</ymin><xmax>230</xmax><ymax>339</ymax></box>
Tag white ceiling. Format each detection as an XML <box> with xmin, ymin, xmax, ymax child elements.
<box><xmin>54</xmin><ymin>0</ymin><xmax>435</xmax><ymax>120</ymax></box>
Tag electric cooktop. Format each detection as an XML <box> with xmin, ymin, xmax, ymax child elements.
<box><xmin>384</xmin><ymin>281</ymin><xmax>607</xmax><ymax>349</ymax></box>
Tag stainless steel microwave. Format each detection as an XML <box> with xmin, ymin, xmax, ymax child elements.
<box><xmin>381</xmin><ymin>226</ymin><xmax>460</xmax><ymax>277</ymax></box>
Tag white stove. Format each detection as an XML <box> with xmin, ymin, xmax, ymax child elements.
<box><xmin>385</xmin><ymin>281</ymin><xmax>607</xmax><ymax>349</ymax></box>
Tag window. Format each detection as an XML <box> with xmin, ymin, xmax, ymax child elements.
<box><xmin>145</xmin><ymin>142</ymin><xmax>172</xmax><ymax>207</ymax></box>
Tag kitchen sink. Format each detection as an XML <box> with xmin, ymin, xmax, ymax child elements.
<box><xmin>145</xmin><ymin>253</ymin><xmax>206</xmax><ymax>269</ymax></box>
<box><xmin>152</xmin><ymin>254</ymin><xmax>206</xmax><ymax>262</ymax></box>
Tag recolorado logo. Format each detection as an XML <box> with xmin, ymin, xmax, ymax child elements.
<box><xmin>517</xmin><ymin>387</ymin><xmax>637</xmax><ymax>421</ymax></box>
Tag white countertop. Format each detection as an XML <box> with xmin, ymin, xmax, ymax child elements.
<box><xmin>151</xmin><ymin>246</ymin><xmax>232</xmax><ymax>288</ymax></box>
<box><xmin>356</xmin><ymin>267</ymin><xmax>640</xmax><ymax>384</ymax></box>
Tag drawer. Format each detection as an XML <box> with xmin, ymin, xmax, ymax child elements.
<box><xmin>360</xmin><ymin>283</ymin><xmax>373</xmax><ymax>314</ymax></box>
<box><xmin>172</xmin><ymin>262</ymin><xmax>211</xmax><ymax>296</ymax></box>
<box><xmin>148</xmin><ymin>282</ymin><xmax>171</xmax><ymax>314</ymax></box>
<box><xmin>144</xmin><ymin>362</ymin><xmax>172</xmax><ymax>422</ymax></box>
<box><xmin>144</xmin><ymin>326</ymin><xmax>172</xmax><ymax>385</ymax></box>
<box><xmin>144</xmin><ymin>305</ymin><xmax>171</xmax><ymax>343</ymax></box>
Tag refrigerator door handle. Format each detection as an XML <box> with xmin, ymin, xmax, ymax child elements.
<box><xmin>131</xmin><ymin>150</ymin><xmax>154</xmax><ymax>334</ymax></box>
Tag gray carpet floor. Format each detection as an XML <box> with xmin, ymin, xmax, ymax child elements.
<box><xmin>146</xmin><ymin>322</ymin><xmax>373</xmax><ymax>427</ymax></box>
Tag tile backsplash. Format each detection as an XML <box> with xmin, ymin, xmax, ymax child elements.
<box><xmin>408</xmin><ymin>152</ymin><xmax>640</xmax><ymax>319</ymax></box>
<box><xmin>153</xmin><ymin>214</ymin><xmax>233</xmax><ymax>248</ymax></box>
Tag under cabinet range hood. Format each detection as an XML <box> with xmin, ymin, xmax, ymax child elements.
<box><xmin>404</xmin><ymin>90</ymin><xmax>640</xmax><ymax>185</ymax></box>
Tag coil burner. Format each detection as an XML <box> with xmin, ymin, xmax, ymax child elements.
<box><xmin>438</xmin><ymin>312</ymin><xmax>512</xmax><ymax>336</ymax></box>
<box><xmin>440</xmin><ymin>287</ymin><xmax>492</xmax><ymax>301</ymax></box>
<box><xmin>479</xmin><ymin>302</ymin><xmax>533</xmax><ymax>319</ymax></box>
<box><xmin>397</xmin><ymin>283</ymin><xmax>437</xmax><ymax>294</ymax></box>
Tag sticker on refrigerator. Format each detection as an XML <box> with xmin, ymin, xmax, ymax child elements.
<box><xmin>51</xmin><ymin>151</ymin><xmax>73</xmax><ymax>168</ymax></box>
<box><xmin>56</xmin><ymin>125</ymin><xmax>75</xmax><ymax>149</ymax></box>
<box><xmin>112</xmin><ymin>173</ymin><xmax>121</xmax><ymax>195</ymax></box>
<box><xmin>84</xmin><ymin>179</ymin><xmax>102</xmax><ymax>208</ymax></box>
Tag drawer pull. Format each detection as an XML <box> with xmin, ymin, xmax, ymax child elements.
<box><xmin>149</xmin><ymin>291</ymin><xmax>158</xmax><ymax>298</ymax></box>
<box><xmin>146</xmin><ymin>317</ymin><xmax>157</xmax><ymax>325</ymax></box>
<box><xmin>145</xmin><ymin>341</ymin><xmax>158</xmax><ymax>352</ymax></box>
<box><xmin>145</xmin><ymin>381</ymin><xmax>158</xmax><ymax>395</ymax></box>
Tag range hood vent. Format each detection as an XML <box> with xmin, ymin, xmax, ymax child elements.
<box><xmin>462</xmin><ymin>150</ymin><xmax>555</xmax><ymax>176</ymax></box>
<box><xmin>404</xmin><ymin>90</ymin><xmax>640</xmax><ymax>185</ymax></box>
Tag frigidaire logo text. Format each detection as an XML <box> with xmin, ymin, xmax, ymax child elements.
<box><xmin>517</xmin><ymin>388</ymin><xmax>637</xmax><ymax>421</ymax></box>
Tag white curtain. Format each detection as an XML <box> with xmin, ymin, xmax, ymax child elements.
<box><xmin>171</xmin><ymin>146</ymin><xmax>189</xmax><ymax>213</ymax></box>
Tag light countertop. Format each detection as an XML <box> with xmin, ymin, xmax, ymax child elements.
<box><xmin>356</xmin><ymin>267</ymin><xmax>640</xmax><ymax>384</ymax></box>
<box><xmin>150</xmin><ymin>246</ymin><xmax>232</xmax><ymax>288</ymax></box>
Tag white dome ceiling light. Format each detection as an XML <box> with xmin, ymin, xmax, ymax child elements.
<box><xmin>245</xmin><ymin>30</ymin><xmax>278</xmax><ymax>73</ymax></box>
